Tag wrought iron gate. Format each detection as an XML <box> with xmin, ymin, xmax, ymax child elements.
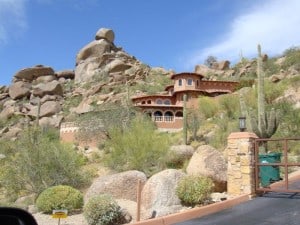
<box><xmin>254</xmin><ymin>138</ymin><xmax>300</xmax><ymax>193</ymax></box>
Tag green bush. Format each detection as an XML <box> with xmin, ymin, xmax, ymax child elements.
<box><xmin>84</xmin><ymin>194</ymin><xmax>126</xmax><ymax>225</ymax></box>
<box><xmin>198</xmin><ymin>97</ymin><xmax>219</xmax><ymax>119</ymax></box>
<box><xmin>0</xmin><ymin>127</ymin><xmax>90</xmax><ymax>198</ymax></box>
<box><xmin>176</xmin><ymin>175</ymin><xmax>214</xmax><ymax>207</ymax></box>
<box><xmin>104</xmin><ymin>116</ymin><xmax>169</xmax><ymax>176</ymax></box>
<box><xmin>36</xmin><ymin>185</ymin><xmax>83</xmax><ymax>214</ymax></box>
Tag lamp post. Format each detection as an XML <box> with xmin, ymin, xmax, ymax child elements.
<box><xmin>239</xmin><ymin>116</ymin><xmax>246</xmax><ymax>132</ymax></box>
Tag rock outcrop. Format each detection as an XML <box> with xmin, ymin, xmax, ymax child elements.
<box><xmin>141</xmin><ymin>169</ymin><xmax>186</xmax><ymax>217</ymax></box>
<box><xmin>186</xmin><ymin>145</ymin><xmax>227</xmax><ymax>192</ymax></box>
<box><xmin>85</xmin><ymin>170</ymin><xmax>147</xmax><ymax>202</ymax></box>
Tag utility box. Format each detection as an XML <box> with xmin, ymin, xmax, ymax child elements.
<box><xmin>259</xmin><ymin>153</ymin><xmax>282</xmax><ymax>187</ymax></box>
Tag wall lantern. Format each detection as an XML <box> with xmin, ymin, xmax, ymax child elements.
<box><xmin>239</xmin><ymin>116</ymin><xmax>246</xmax><ymax>132</ymax></box>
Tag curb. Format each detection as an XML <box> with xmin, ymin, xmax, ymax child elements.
<box><xmin>129</xmin><ymin>194</ymin><xmax>251</xmax><ymax>225</ymax></box>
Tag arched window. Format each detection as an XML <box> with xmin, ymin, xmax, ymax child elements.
<box><xmin>187</xmin><ymin>78</ymin><xmax>193</xmax><ymax>86</ymax></box>
<box><xmin>164</xmin><ymin>111</ymin><xmax>174</xmax><ymax>122</ymax></box>
<box><xmin>141</xmin><ymin>101</ymin><xmax>146</xmax><ymax>104</ymax></box>
<box><xmin>196</xmin><ymin>80</ymin><xmax>200</xmax><ymax>87</ymax></box>
<box><xmin>144</xmin><ymin>111</ymin><xmax>152</xmax><ymax>118</ymax></box>
<box><xmin>164</xmin><ymin>99</ymin><xmax>171</xmax><ymax>105</ymax></box>
<box><xmin>147</xmin><ymin>100</ymin><xmax>151</xmax><ymax>104</ymax></box>
<box><xmin>154</xmin><ymin>111</ymin><xmax>163</xmax><ymax>121</ymax></box>
<box><xmin>156</xmin><ymin>99</ymin><xmax>163</xmax><ymax>104</ymax></box>
<box><xmin>178</xmin><ymin>79</ymin><xmax>182</xmax><ymax>86</ymax></box>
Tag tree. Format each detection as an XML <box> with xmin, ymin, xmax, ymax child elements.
<box><xmin>204</xmin><ymin>55</ymin><xmax>218</xmax><ymax>68</ymax></box>
<box><xmin>0</xmin><ymin>127</ymin><xmax>90</xmax><ymax>199</ymax></box>
<box><xmin>104</xmin><ymin>115</ymin><xmax>169</xmax><ymax>176</ymax></box>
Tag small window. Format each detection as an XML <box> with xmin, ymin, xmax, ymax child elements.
<box><xmin>147</xmin><ymin>100</ymin><xmax>151</xmax><ymax>104</ymax></box>
<box><xmin>164</xmin><ymin>99</ymin><xmax>171</xmax><ymax>105</ymax></box>
<box><xmin>178</xmin><ymin>79</ymin><xmax>182</xmax><ymax>86</ymax></box>
<box><xmin>187</xmin><ymin>78</ymin><xmax>193</xmax><ymax>86</ymax></box>
<box><xmin>196</xmin><ymin>80</ymin><xmax>199</xmax><ymax>87</ymax></box>
<box><xmin>156</xmin><ymin>99</ymin><xmax>163</xmax><ymax>104</ymax></box>
<box><xmin>141</xmin><ymin>101</ymin><xmax>146</xmax><ymax>104</ymax></box>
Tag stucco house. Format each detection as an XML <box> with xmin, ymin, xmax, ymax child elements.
<box><xmin>131</xmin><ymin>72</ymin><xmax>238</xmax><ymax>130</ymax></box>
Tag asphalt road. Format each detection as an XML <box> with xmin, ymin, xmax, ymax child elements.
<box><xmin>174</xmin><ymin>192</ymin><xmax>300</xmax><ymax>225</ymax></box>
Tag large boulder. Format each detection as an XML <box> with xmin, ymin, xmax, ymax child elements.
<box><xmin>105</xmin><ymin>59</ymin><xmax>132</xmax><ymax>74</ymax></box>
<box><xmin>167</xmin><ymin>145</ymin><xmax>195</xmax><ymax>166</ymax></box>
<box><xmin>28</xmin><ymin>101</ymin><xmax>61</xmax><ymax>118</ymax></box>
<box><xmin>8</xmin><ymin>81</ymin><xmax>31</xmax><ymax>100</ymax></box>
<box><xmin>55</xmin><ymin>70</ymin><xmax>75</xmax><ymax>79</ymax></box>
<box><xmin>186</xmin><ymin>145</ymin><xmax>227</xmax><ymax>192</ymax></box>
<box><xmin>85</xmin><ymin>170</ymin><xmax>147</xmax><ymax>202</ymax></box>
<box><xmin>14</xmin><ymin>66</ymin><xmax>54</xmax><ymax>81</ymax></box>
<box><xmin>32</xmin><ymin>80</ymin><xmax>63</xmax><ymax>97</ymax></box>
<box><xmin>141</xmin><ymin>169</ymin><xmax>186</xmax><ymax>217</ymax></box>
<box><xmin>95</xmin><ymin>28</ymin><xmax>115</xmax><ymax>43</ymax></box>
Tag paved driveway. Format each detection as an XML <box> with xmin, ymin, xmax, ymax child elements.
<box><xmin>174</xmin><ymin>192</ymin><xmax>300</xmax><ymax>225</ymax></box>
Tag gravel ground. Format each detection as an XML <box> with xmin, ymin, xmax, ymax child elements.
<box><xmin>33</xmin><ymin>213</ymin><xmax>88</xmax><ymax>225</ymax></box>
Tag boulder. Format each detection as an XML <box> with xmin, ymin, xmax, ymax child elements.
<box><xmin>14</xmin><ymin>66</ymin><xmax>54</xmax><ymax>81</ymax></box>
<box><xmin>55</xmin><ymin>70</ymin><xmax>75</xmax><ymax>79</ymax></box>
<box><xmin>1</xmin><ymin>127</ymin><xmax>22</xmax><ymax>140</ymax></box>
<box><xmin>85</xmin><ymin>170</ymin><xmax>147</xmax><ymax>202</ymax></box>
<box><xmin>35</xmin><ymin>75</ymin><xmax>56</xmax><ymax>83</ymax></box>
<box><xmin>141</xmin><ymin>169</ymin><xmax>186</xmax><ymax>217</ymax></box>
<box><xmin>72</xmin><ymin>97</ymin><xmax>94</xmax><ymax>114</ymax></box>
<box><xmin>8</xmin><ymin>81</ymin><xmax>31</xmax><ymax>100</ymax></box>
<box><xmin>167</xmin><ymin>145</ymin><xmax>195</xmax><ymax>166</ymax></box>
<box><xmin>76</xmin><ymin>39</ymin><xmax>112</xmax><ymax>64</ymax></box>
<box><xmin>39</xmin><ymin>115</ymin><xmax>64</xmax><ymax>128</ymax></box>
<box><xmin>186</xmin><ymin>145</ymin><xmax>227</xmax><ymax>192</ymax></box>
<box><xmin>0</xmin><ymin>105</ymin><xmax>15</xmax><ymax>120</ymax></box>
<box><xmin>32</xmin><ymin>80</ymin><xmax>63</xmax><ymax>97</ymax></box>
<box><xmin>28</xmin><ymin>101</ymin><xmax>61</xmax><ymax>118</ymax></box>
<box><xmin>95</xmin><ymin>28</ymin><xmax>115</xmax><ymax>43</ymax></box>
<box><xmin>105</xmin><ymin>59</ymin><xmax>132</xmax><ymax>73</ymax></box>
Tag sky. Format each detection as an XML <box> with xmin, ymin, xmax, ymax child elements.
<box><xmin>0</xmin><ymin>0</ymin><xmax>300</xmax><ymax>85</ymax></box>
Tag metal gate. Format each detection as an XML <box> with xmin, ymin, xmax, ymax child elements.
<box><xmin>254</xmin><ymin>138</ymin><xmax>300</xmax><ymax>194</ymax></box>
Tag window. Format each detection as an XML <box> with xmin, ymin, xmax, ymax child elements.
<box><xmin>156</xmin><ymin>99</ymin><xmax>163</xmax><ymax>104</ymax></box>
<box><xmin>164</xmin><ymin>111</ymin><xmax>174</xmax><ymax>122</ymax></box>
<box><xmin>141</xmin><ymin>101</ymin><xmax>146</xmax><ymax>104</ymax></box>
<box><xmin>175</xmin><ymin>111</ymin><xmax>183</xmax><ymax>117</ymax></box>
<box><xmin>164</xmin><ymin>99</ymin><xmax>171</xmax><ymax>105</ymax></box>
<box><xmin>147</xmin><ymin>100</ymin><xmax>151</xmax><ymax>104</ymax></box>
<box><xmin>187</xmin><ymin>78</ymin><xmax>193</xmax><ymax>86</ymax></box>
<box><xmin>196</xmin><ymin>80</ymin><xmax>199</xmax><ymax>87</ymax></box>
<box><xmin>178</xmin><ymin>79</ymin><xmax>182</xmax><ymax>86</ymax></box>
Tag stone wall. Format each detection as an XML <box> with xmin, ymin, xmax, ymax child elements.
<box><xmin>226</xmin><ymin>132</ymin><xmax>258</xmax><ymax>197</ymax></box>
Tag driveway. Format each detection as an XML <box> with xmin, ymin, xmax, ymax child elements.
<box><xmin>174</xmin><ymin>192</ymin><xmax>300</xmax><ymax>225</ymax></box>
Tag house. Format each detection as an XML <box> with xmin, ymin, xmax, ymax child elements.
<box><xmin>131</xmin><ymin>72</ymin><xmax>238</xmax><ymax>131</ymax></box>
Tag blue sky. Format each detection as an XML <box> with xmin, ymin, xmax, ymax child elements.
<box><xmin>0</xmin><ymin>0</ymin><xmax>300</xmax><ymax>85</ymax></box>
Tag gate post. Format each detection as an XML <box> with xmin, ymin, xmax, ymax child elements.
<box><xmin>226</xmin><ymin>132</ymin><xmax>258</xmax><ymax>197</ymax></box>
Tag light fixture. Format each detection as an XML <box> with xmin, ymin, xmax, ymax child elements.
<box><xmin>239</xmin><ymin>116</ymin><xmax>246</xmax><ymax>132</ymax></box>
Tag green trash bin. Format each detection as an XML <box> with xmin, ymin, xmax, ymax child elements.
<box><xmin>259</xmin><ymin>153</ymin><xmax>281</xmax><ymax>187</ymax></box>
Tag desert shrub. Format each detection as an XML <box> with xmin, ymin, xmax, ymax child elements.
<box><xmin>282</xmin><ymin>46</ymin><xmax>300</xmax><ymax>70</ymax></box>
<box><xmin>104</xmin><ymin>116</ymin><xmax>169</xmax><ymax>176</ymax></box>
<box><xmin>36</xmin><ymin>185</ymin><xmax>83</xmax><ymax>214</ymax></box>
<box><xmin>218</xmin><ymin>94</ymin><xmax>240</xmax><ymax>119</ymax></box>
<box><xmin>176</xmin><ymin>175</ymin><xmax>214</xmax><ymax>207</ymax></box>
<box><xmin>0</xmin><ymin>127</ymin><xmax>90</xmax><ymax>199</ymax></box>
<box><xmin>264</xmin><ymin>80</ymin><xmax>285</xmax><ymax>104</ymax></box>
<box><xmin>198</xmin><ymin>97</ymin><xmax>219</xmax><ymax>119</ymax></box>
<box><xmin>84</xmin><ymin>194</ymin><xmax>126</xmax><ymax>225</ymax></box>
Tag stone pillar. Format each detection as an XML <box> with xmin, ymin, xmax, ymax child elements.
<box><xmin>226</xmin><ymin>132</ymin><xmax>258</xmax><ymax>197</ymax></box>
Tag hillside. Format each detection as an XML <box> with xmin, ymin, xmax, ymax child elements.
<box><xmin>0</xmin><ymin>27</ymin><xmax>300</xmax><ymax>224</ymax></box>
<box><xmin>0</xmin><ymin>28</ymin><xmax>299</xmax><ymax>148</ymax></box>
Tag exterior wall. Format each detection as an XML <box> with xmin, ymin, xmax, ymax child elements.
<box><xmin>226</xmin><ymin>132</ymin><xmax>258</xmax><ymax>197</ymax></box>
<box><xmin>60</xmin><ymin>122</ymin><xmax>103</xmax><ymax>148</ymax></box>
<box><xmin>155</xmin><ymin>117</ymin><xmax>183</xmax><ymax>129</ymax></box>
<box><xmin>173</xmin><ymin>74</ymin><xmax>201</xmax><ymax>93</ymax></box>
<box><xmin>199</xmin><ymin>81</ymin><xmax>236</xmax><ymax>92</ymax></box>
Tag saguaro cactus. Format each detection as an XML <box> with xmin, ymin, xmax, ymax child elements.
<box><xmin>240</xmin><ymin>44</ymin><xmax>279</xmax><ymax>138</ymax></box>
<box><xmin>183</xmin><ymin>94</ymin><xmax>187</xmax><ymax>145</ymax></box>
